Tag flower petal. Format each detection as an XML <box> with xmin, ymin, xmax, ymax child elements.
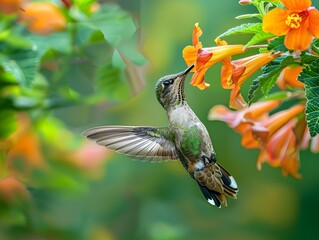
<box><xmin>310</xmin><ymin>134</ymin><xmax>319</xmax><ymax>153</ymax></box>
<box><xmin>192</xmin><ymin>23</ymin><xmax>202</xmax><ymax>48</ymax></box>
<box><xmin>308</xmin><ymin>8</ymin><xmax>319</xmax><ymax>37</ymax></box>
<box><xmin>229</xmin><ymin>86</ymin><xmax>247</xmax><ymax>110</ymax></box>
<box><xmin>262</xmin><ymin>8</ymin><xmax>290</xmax><ymax>36</ymax></box>
<box><xmin>277</xmin><ymin>66</ymin><xmax>304</xmax><ymax>89</ymax></box>
<box><xmin>281</xmin><ymin>154</ymin><xmax>302</xmax><ymax>179</ymax></box>
<box><xmin>221</xmin><ymin>60</ymin><xmax>235</xmax><ymax>89</ymax></box>
<box><xmin>189</xmin><ymin>49</ymin><xmax>212</xmax><ymax>90</ymax></box>
<box><xmin>182</xmin><ymin>45</ymin><xmax>198</xmax><ymax>68</ymax></box>
<box><xmin>284</xmin><ymin>22</ymin><xmax>313</xmax><ymax>51</ymax></box>
<box><xmin>190</xmin><ymin>68</ymin><xmax>210</xmax><ymax>90</ymax></box>
<box><xmin>281</xmin><ymin>0</ymin><xmax>311</xmax><ymax>11</ymax></box>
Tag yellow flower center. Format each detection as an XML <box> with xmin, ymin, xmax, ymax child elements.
<box><xmin>285</xmin><ymin>13</ymin><xmax>302</xmax><ymax>29</ymax></box>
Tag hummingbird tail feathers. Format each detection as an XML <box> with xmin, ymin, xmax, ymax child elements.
<box><xmin>197</xmin><ymin>183</ymin><xmax>224</xmax><ymax>208</ymax></box>
<box><xmin>218</xmin><ymin>163</ymin><xmax>238</xmax><ymax>198</ymax></box>
<box><xmin>196</xmin><ymin>163</ymin><xmax>238</xmax><ymax>208</ymax></box>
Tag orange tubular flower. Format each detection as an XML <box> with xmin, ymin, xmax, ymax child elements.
<box><xmin>182</xmin><ymin>23</ymin><xmax>246</xmax><ymax>90</ymax></box>
<box><xmin>208</xmin><ymin>100</ymin><xmax>281</xmax><ymax>148</ymax></box>
<box><xmin>221</xmin><ymin>52</ymin><xmax>281</xmax><ymax>109</ymax></box>
<box><xmin>252</xmin><ymin>104</ymin><xmax>305</xmax><ymax>145</ymax></box>
<box><xmin>262</xmin><ymin>0</ymin><xmax>319</xmax><ymax>51</ymax></box>
<box><xmin>257</xmin><ymin>120</ymin><xmax>302</xmax><ymax>179</ymax></box>
<box><xmin>277</xmin><ymin>65</ymin><xmax>304</xmax><ymax>89</ymax></box>
<box><xmin>209</xmin><ymin>102</ymin><xmax>306</xmax><ymax>178</ymax></box>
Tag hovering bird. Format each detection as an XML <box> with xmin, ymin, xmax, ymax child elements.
<box><xmin>82</xmin><ymin>64</ymin><xmax>238</xmax><ymax>207</ymax></box>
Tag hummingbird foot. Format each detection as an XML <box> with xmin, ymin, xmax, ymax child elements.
<box><xmin>201</xmin><ymin>153</ymin><xmax>217</xmax><ymax>166</ymax></box>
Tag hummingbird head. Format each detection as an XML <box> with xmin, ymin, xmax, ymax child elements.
<box><xmin>155</xmin><ymin>64</ymin><xmax>194</xmax><ymax>109</ymax></box>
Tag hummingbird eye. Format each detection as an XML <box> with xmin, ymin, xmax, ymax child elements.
<box><xmin>163</xmin><ymin>79</ymin><xmax>173</xmax><ymax>86</ymax></box>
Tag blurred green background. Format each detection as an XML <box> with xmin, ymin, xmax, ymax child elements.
<box><xmin>1</xmin><ymin>0</ymin><xmax>319</xmax><ymax>239</ymax></box>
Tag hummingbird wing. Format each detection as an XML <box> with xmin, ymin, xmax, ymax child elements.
<box><xmin>82</xmin><ymin>126</ymin><xmax>179</xmax><ymax>162</ymax></box>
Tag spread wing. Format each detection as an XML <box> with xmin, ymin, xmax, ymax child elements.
<box><xmin>82</xmin><ymin>126</ymin><xmax>179</xmax><ymax>162</ymax></box>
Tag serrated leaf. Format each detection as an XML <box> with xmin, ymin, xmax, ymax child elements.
<box><xmin>299</xmin><ymin>59</ymin><xmax>319</xmax><ymax>137</ymax></box>
<box><xmin>301</xmin><ymin>52</ymin><xmax>319</xmax><ymax>64</ymax></box>
<box><xmin>218</xmin><ymin>23</ymin><xmax>275</xmax><ymax>46</ymax></box>
<box><xmin>87</xmin><ymin>4</ymin><xmax>136</xmax><ymax>46</ymax></box>
<box><xmin>248</xmin><ymin>56</ymin><xmax>297</xmax><ymax>104</ymax></box>
<box><xmin>0</xmin><ymin>47</ymin><xmax>40</xmax><ymax>88</ymax></box>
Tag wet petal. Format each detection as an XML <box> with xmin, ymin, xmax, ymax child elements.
<box><xmin>308</xmin><ymin>8</ymin><xmax>319</xmax><ymax>37</ymax></box>
<box><xmin>281</xmin><ymin>0</ymin><xmax>311</xmax><ymax>11</ymax></box>
<box><xmin>284</xmin><ymin>22</ymin><xmax>313</xmax><ymax>51</ymax></box>
<box><xmin>262</xmin><ymin>8</ymin><xmax>291</xmax><ymax>36</ymax></box>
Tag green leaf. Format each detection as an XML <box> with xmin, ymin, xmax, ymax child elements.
<box><xmin>0</xmin><ymin>110</ymin><xmax>17</xmax><ymax>138</ymax></box>
<box><xmin>299</xmin><ymin>59</ymin><xmax>319</xmax><ymax>137</ymax></box>
<box><xmin>301</xmin><ymin>52</ymin><xmax>319</xmax><ymax>64</ymax></box>
<box><xmin>217</xmin><ymin>23</ymin><xmax>275</xmax><ymax>47</ymax></box>
<box><xmin>95</xmin><ymin>63</ymin><xmax>129</xmax><ymax>101</ymax></box>
<box><xmin>248</xmin><ymin>55</ymin><xmax>297</xmax><ymax>104</ymax></box>
<box><xmin>267</xmin><ymin>36</ymin><xmax>288</xmax><ymax>52</ymax></box>
<box><xmin>86</xmin><ymin>4</ymin><xmax>136</xmax><ymax>46</ymax></box>
<box><xmin>0</xmin><ymin>47</ymin><xmax>40</xmax><ymax>88</ymax></box>
<box><xmin>311</xmin><ymin>38</ymin><xmax>319</xmax><ymax>55</ymax></box>
<box><xmin>258</xmin><ymin>91</ymin><xmax>292</xmax><ymax>101</ymax></box>
<box><xmin>27</xmin><ymin>31</ymin><xmax>71</xmax><ymax>57</ymax></box>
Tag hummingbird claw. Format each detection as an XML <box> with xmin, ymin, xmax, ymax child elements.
<box><xmin>201</xmin><ymin>153</ymin><xmax>217</xmax><ymax>166</ymax></box>
<box><xmin>201</xmin><ymin>155</ymin><xmax>211</xmax><ymax>166</ymax></box>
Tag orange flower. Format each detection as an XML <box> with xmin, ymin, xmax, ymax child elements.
<box><xmin>67</xmin><ymin>141</ymin><xmax>112</xmax><ymax>179</ymax></box>
<box><xmin>182</xmin><ymin>23</ymin><xmax>246</xmax><ymax>90</ymax></box>
<box><xmin>257</xmin><ymin>120</ymin><xmax>301</xmax><ymax>178</ymax></box>
<box><xmin>0</xmin><ymin>176</ymin><xmax>30</xmax><ymax>204</ymax></box>
<box><xmin>0</xmin><ymin>0</ymin><xmax>26</xmax><ymax>14</ymax></box>
<box><xmin>1</xmin><ymin>114</ymin><xmax>45</xmax><ymax>174</ymax></box>
<box><xmin>277</xmin><ymin>65</ymin><xmax>304</xmax><ymax>89</ymax></box>
<box><xmin>252</xmin><ymin>104</ymin><xmax>305</xmax><ymax>145</ymax></box>
<box><xmin>19</xmin><ymin>2</ymin><xmax>66</xmax><ymax>35</ymax></box>
<box><xmin>208</xmin><ymin>100</ymin><xmax>281</xmax><ymax>148</ymax></box>
<box><xmin>209</xmin><ymin>102</ymin><xmax>306</xmax><ymax>178</ymax></box>
<box><xmin>221</xmin><ymin>52</ymin><xmax>281</xmax><ymax>109</ymax></box>
<box><xmin>262</xmin><ymin>0</ymin><xmax>319</xmax><ymax>51</ymax></box>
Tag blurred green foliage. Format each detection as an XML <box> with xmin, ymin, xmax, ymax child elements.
<box><xmin>0</xmin><ymin>0</ymin><xmax>318</xmax><ymax>240</ymax></box>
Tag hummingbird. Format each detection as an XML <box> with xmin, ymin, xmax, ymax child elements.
<box><xmin>82</xmin><ymin>64</ymin><xmax>238</xmax><ymax>208</ymax></box>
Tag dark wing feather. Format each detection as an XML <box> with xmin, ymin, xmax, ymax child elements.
<box><xmin>82</xmin><ymin>126</ymin><xmax>179</xmax><ymax>162</ymax></box>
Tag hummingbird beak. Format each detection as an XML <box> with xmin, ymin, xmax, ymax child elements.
<box><xmin>181</xmin><ymin>64</ymin><xmax>194</xmax><ymax>77</ymax></box>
